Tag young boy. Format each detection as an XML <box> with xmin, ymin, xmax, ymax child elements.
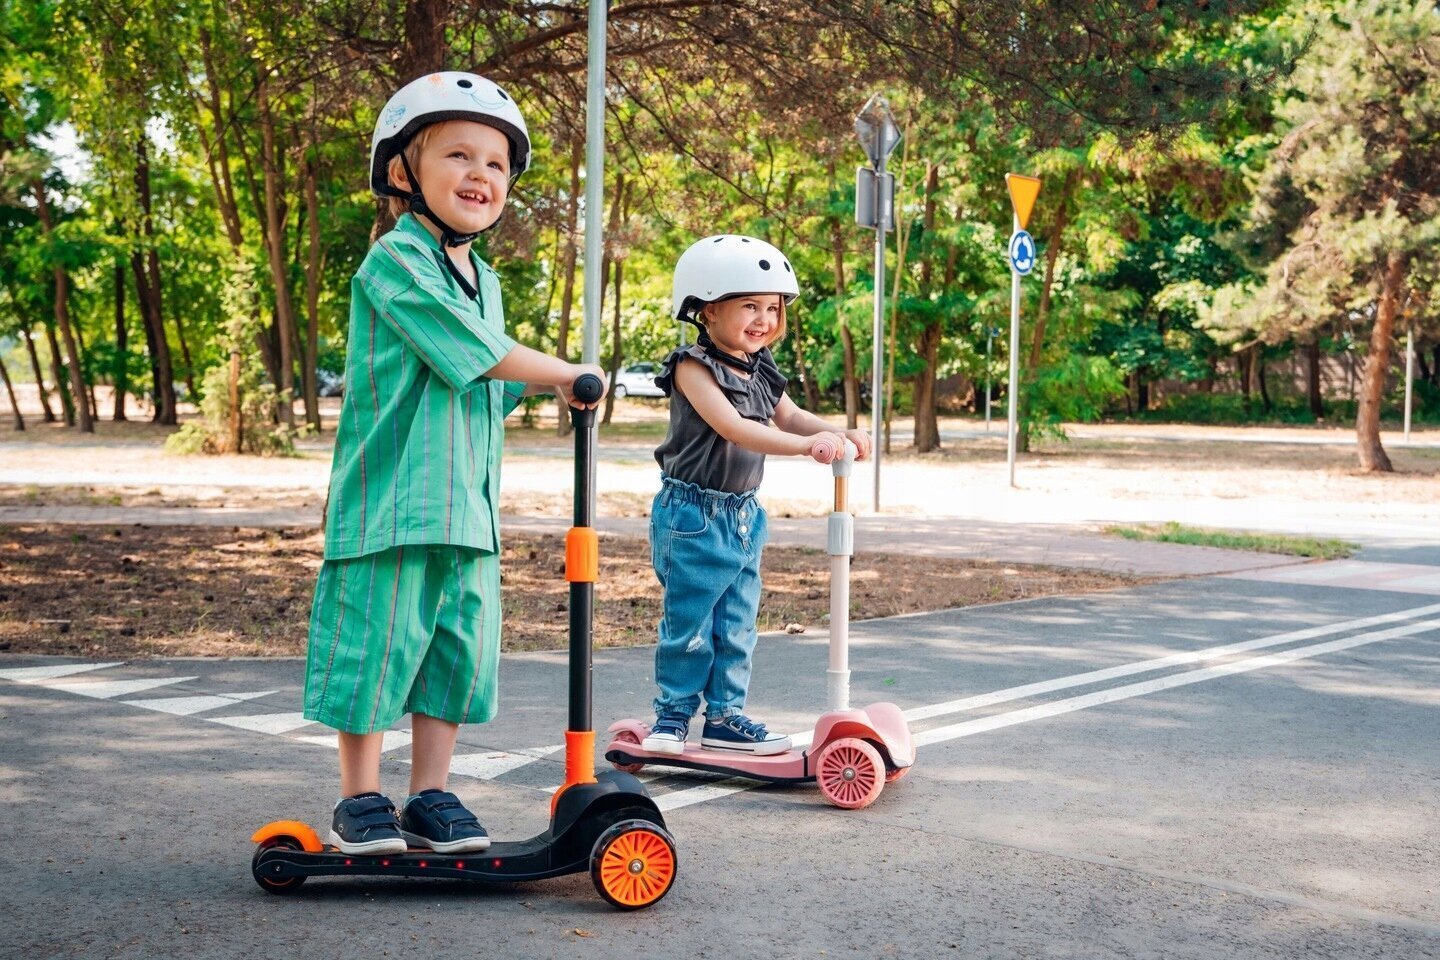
<box><xmin>304</xmin><ymin>72</ymin><xmax>605</xmax><ymax>856</ymax></box>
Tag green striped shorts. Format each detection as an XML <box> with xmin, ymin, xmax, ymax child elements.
<box><xmin>303</xmin><ymin>545</ymin><xmax>501</xmax><ymax>734</ymax></box>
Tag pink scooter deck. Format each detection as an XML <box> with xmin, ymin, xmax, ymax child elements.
<box><xmin>604</xmin><ymin>703</ymin><xmax>914</xmax><ymax>784</ymax></box>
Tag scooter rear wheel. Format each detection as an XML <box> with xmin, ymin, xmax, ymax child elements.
<box><xmin>885</xmin><ymin>765</ymin><xmax>911</xmax><ymax>784</ymax></box>
<box><xmin>815</xmin><ymin>737</ymin><xmax>885</xmax><ymax>809</ymax></box>
<box><xmin>608</xmin><ymin>730</ymin><xmax>646</xmax><ymax>774</ymax></box>
<box><xmin>590</xmin><ymin>819</ymin><xmax>678</xmax><ymax>910</ymax></box>
<box><xmin>252</xmin><ymin>836</ymin><xmax>307</xmax><ymax>894</ymax></box>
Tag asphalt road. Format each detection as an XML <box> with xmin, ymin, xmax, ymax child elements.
<box><xmin>3</xmin><ymin>562</ymin><xmax>1437</xmax><ymax>959</ymax></box>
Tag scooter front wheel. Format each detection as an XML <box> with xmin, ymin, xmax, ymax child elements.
<box><xmin>252</xmin><ymin>836</ymin><xmax>307</xmax><ymax>894</ymax></box>
<box><xmin>815</xmin><ymin>737</ymin><xmax>885</xmax><ymax>809</ymax></box>
<box><xmin>590</xmin><ymin>819</ymin><xmax>678</xmax><ymax>910</ymax></box>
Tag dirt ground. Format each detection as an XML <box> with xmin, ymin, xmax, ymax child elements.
<box><xmin>0</xmin><ymin>524</ymin><xmax>1141</xmax><ymax>659</ymax></box>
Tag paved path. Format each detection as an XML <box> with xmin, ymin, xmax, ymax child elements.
<box><xmin>2</xmin><ymin>565</ymin><xmax>1436</xmax><ymax>958</ymax></box>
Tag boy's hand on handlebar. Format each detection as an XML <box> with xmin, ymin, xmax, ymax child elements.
<box><xmin>559</xmin><ymin>365</ymin><xmax>607</xmax><ymax>410</ymax></box>
<box><xmin>805</xmin><ymin>431</ymin><xmax>850</xmax><ymax>464</ymax></box>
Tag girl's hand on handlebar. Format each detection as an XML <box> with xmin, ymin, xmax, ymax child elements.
<box><xmin>844</xmin><ymin>429</ymin><xmax>872</xmax><ymax>462</ymax></box>
<box><xmin>805</xmin><ymin>432</ymin><xmax>850</xmax><ymax>464</ymax></box>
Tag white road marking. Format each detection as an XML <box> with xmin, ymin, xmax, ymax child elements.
<box><xmin>0</xmin><ymin>662</ymin><xmax>124</xmax><ymax>683</ymax></box>
<box><xmin>210</xmin><ymin>711</ymin><xmax>315</xmax><ymax>735</ymax></box>
<box><xmin>293</xmin><ymin>731</ymin><xmax>413</xmax><ymax>752</ymax></box>
<box><xmin>40</xmin><ymin>675</ymin><xmax>196</xmax><ymax>699</ymax></box>
<box><xmin>122</xmin><ymin>691</ymin><xmax>277</xmax><ymax>716</ymax></box>
<box><xmin>912</xmin><ymin>618</ymin><xmax>1440</xmax><ymax>748</ymax></box>
<box><xmin>660</xmin><ymin>616</ymin><xmax>1440</xmax><ymax>810</ymax></box>
<box><xmin>897</xmin><ymin>601</ymin><xmax>1440</xmax><ymax>726</ymax></box>
<box><xmin>444</xmin><ymin>746</ymin><xmax>565</xmax><ymax>780</ymax></box>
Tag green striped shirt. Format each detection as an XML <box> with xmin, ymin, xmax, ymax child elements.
<box><xmin>323</xmin><ymin>213</ymin><xmax>526</xmax><ymax>560</ymax></box>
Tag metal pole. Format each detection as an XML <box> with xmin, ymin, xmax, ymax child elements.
<box><xmin>580</xmin><ymin>0</ymin><xmax>607</xmax><ymax>366</ymax></box>
<box><xmin>1404</xmin><ymin>329</ymin><xmax>1414</xmax><ymax>445</ymax></box>
<box><xmin>870</xmin><ymin>157</ymin><xmax>885</xmax><ymax>513</ymax></box>
<box><xmin>985</xmin><ymin>330</ymin><xmax>993</xmax><ymax>432</ymax></box>
<box><xmin>1006</xmin><ymin>213</ymin><xmax>1020</xmax><ymax>488</ymax></box>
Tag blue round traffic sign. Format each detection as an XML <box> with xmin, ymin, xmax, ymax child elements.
<box><xmin>1008</xmin><ymin>230</ymin><xmax>1036</xmax><ymax>276</ymax></box>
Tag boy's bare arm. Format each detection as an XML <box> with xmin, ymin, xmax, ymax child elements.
<box><xmin>485</xmin><ymin>345</ymin><xmax>606</xmax><ymax>408</ymax></box>
<box><xmin>674</xmin><ymin>361</ymin><xmax>843</xmax><ymax>459</ymax></box>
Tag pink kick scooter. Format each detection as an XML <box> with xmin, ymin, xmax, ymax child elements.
<box><xmin>603</xmin><ymin>438</ymin><xmax>915</xmax><ymax>809</ymax></box>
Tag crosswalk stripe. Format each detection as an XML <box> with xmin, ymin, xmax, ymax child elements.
<box><xmin>122</xmin><ymin>691</ymin><xmax>278</xmax><ymax>716</ymax></box>
<box><xmin>0</xmin><ymin>662</ymin><xmax>124</xmax><ymax>683</ymax></box>
<box><xmin>210</xmin><ymin>712</ymin><xmax>315</xmax><ymax>735</ymax></box>
<box><xmin>293</xmin><ymin>731</ymin><xmax>413</xmax><ymax>753</ymax></box>
<box><xmin>445</xmin><ymin>747</ymin><xmax>563</xmax><ymax>780</ymax></box>
<box><xmin>40</xmin><ymin>676</ymin><xmax>196</xmax><ymax>699</ymax></box>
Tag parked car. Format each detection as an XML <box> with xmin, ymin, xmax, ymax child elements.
<box><xmin>613</xmin><ymin>361</ymin><xmax>664</xmax><ymax>398</ymax></box>
<box><xmin>316</xmin><ymin>369</ymin><xmax>345</xmax><ymax>397</ymax></box>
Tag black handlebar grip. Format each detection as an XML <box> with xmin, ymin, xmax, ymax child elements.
<box><xmin>573</xmin><ymin>373</ymin><xmax>605</xmax><ymax>404</ymax></box>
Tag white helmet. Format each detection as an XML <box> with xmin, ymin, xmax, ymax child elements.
<box><xmin>369</xmin><ymin>71</ymin><xmax>532</xmax><ymax>196</ymax></box>
<box><xmin>671</xmin><ymin>234</ymin><xmax>799</xmax><ymax>321</ymax></box>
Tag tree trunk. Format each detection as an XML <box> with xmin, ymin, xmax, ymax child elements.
<box><xmin>1306</xmin><ymin>338</ymin><xmax>1323</xmax><ymax>419</ymax></box>
<box><xmin>113</xmin><ymin>258</ymin><xmax>129</xmax><ymax>421</ymax></box>
<box><xmin>23</xmin><ymin>328</ymin><xmax>56</xmax><ymax>422</ymax></box>
<box><xmin>43</xmin><ymin>319</ymin><xmax>75</xmax><ymax>427</ymax></box>
<box><xmin>73</xmin><ymin>315</ymin><xmax>100</xmax><ymax>423</ymax></box>
<box><xmin>1238</xmin><ymin>347</ymin><xmax>1253</xmax><ymax>416</ymax></box>
<box><xmin>555</xmin><ymin>139</ymin><xmax>582</xmax><ymax>437</ymax></box>
<box><xmin>31</xmin><ymin>180</ymin><xmax>93</xmax><ymax>432</ymax></box>
<box><xmin>912</xmin><ymin>162</ymin><xmax>941</xmax><ymax>453</ymax></box>
<box><xmin>131</xmin><ymin>139</ymin><xmax>177</xmax><ymax>425</ymax></box>
<box><xmin>1355</xmin><ymin>251</ymin><xmax>1401</xmax><ymax>472</ymax></box>
<box><xmin>1018</xmin><ymin>166</ymin><xmax>1078</xmax><ymax>453</ymax></box>
<box><xmin>301</xmin><ymin>152</ymin><xmax>323</xmax><ymax>432</ymax></box>
<box><xmin>258</xmin><ymin>73</ymin><xmax>297</xmax><ymax>428</ymax></box>
<box><xmin>0</xmin><ymin>355</ymin><xmax>24</xmax><ymax>430</ymax></box>
<box><xmin>1258</xmin><ymin>352</ymin><xmax>1272</xmax><ymax>414</ymax></box>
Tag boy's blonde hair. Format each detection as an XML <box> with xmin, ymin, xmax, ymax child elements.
<box><xmin>384</xmin><ymin>124</ymin><xmax>442</xmax><ymax>218</ymax></box>
<box><xmin>700</xmin><ymin>295</ymin><xmax>788</xmax><ymax>349</ymax></box>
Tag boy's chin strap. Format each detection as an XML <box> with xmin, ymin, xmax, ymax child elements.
<box><xmin>397</xmin><ymin>153</ymin><xmax>481</xmax><ymax>300</ymax></box>
<box><xmin>695</xmin><ymin>328</ymin><xmax>758</xmax><ymax>374</ymax></box>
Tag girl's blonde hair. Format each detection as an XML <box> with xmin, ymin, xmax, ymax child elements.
<box><xmin>700</xmin><ymin>295</ymin><xmax>788</xmax><ymax>350</ymax></box>
<box><xmin>384</xmin><ymin>124</ymin><xmax>441</xmax><ymax>218</ymax></box>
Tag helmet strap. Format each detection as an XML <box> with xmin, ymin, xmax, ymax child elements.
<box><xmin>696</xmin><ymin>328</ymin><xmax>758</xmax><ymax>375</ymax></box>
<box><xmin>398</xmin><ymin>153</ymin><xmax>481</xmax><ymax>300</ymax></box>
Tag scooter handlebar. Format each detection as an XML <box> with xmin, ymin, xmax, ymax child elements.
<box><xmin>810</xmin><ymin>437</ymin><xmax>859</xmax><ymax>468</ymax></box>
<box><xmin>572</xmin><ymin>373</ymin><xmax>605</xmax><ymax>405</ymax></box>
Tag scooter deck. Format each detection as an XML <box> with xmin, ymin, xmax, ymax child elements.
<box><xmin>605</xmin><ymin>743</ymin><xmax>818</xmax><ymax>784</ymax></box>
<box><xmin>254</xmin><ymin>832</ymin><xmax>589</xmax><ymax>885</ymax></box>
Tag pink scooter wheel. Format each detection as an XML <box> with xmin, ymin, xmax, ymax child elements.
<box><xmin>815</xmin><ymin>737</ymin><xmax>884</xmax><ymax>809</ymax></box>
<box><xmin>609</xmin><ymin>730</ymin><xmax>646</xmax><ymax>774</ymax></box>
<box><xmin>885</xmin><ymin>765</ymin><xmax>911</xmax><ymax>784</ymax></box>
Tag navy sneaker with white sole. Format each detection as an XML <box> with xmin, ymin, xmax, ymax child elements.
<box><xmin>701</xmin><ymin>715</ymin><xmax>792</xmax><ymax>755</ymax></box>
<box><xmin>641</xmin><ymin>714</ymin><xmax>690</xmax><ymax>755</ymax></box>
<box><xmin>399</xmin><ymin>789</ymin><xmax>491</xmax><ymax>853</ymax></box>
<box><xmin>329</xmin><ymin>792</ymin><xmax>407</xmax><ymax>855</ymax></box>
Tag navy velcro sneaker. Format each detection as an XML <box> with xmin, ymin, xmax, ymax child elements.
<box><xmin>399</xmin><ymin>789</ymin><xmax>491</xmax><ymax>853</ymax></box>
<box><xmin>701</xmin><ymin>714</ymin><xmax>792</xmax><ymax>755</ymax></box>
<box><xmin>329</xmin><ymin>792</ymin><xmax>407</xmax><ymax>855</ymax></box>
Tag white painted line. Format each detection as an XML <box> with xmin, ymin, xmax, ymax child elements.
<box><xmin>445</xmin><ymin>747</ymin><xmax>564</xmax><ymax>780</ymax></box>
<box><xmin>912</xmin><ymin>617</ymin><xmax>1440</xmax><ymax>748</ymax></box>
<box><xmin>665</xmin><ymin>616</ymin><xmax>1440</xmax><ymax>810</ymax></box>
<box><xmin>210</xmin><ymin>712</ymin><xmax>315</xmax><ymax>735</ymax></box>
<box><xmin>41</xmin><ymin>675</ymin><xmax>197</xmax><ymax>699</ymax></box>
<box><xmin>293</xmin><ymin>730</ymin><xmax>413</xmax><ymax>753</ymax></box>
<box><xmin>897</xmin><ymin>601</ymin><xmax>1440</xmax><ymax>726</ymax></box>
<box><xmin>0</xmin><ymin>662</ymin><xmax>124</xmax><ymax>683</ymax></box>
<box><xmin>122</xmin><ymin>691</ymin><xmax>278</xmax><ymax>716</ymax></box>
<box><xmin>654</xmin><ymin>778</ymin><xmax>759</xmax><ymax>812</ymax></box>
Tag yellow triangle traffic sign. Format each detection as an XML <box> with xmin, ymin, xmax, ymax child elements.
<box><xmin>1005</xmin><ymin>173</ymin><xmax>1042</xmax><ymax>230</ymax></box>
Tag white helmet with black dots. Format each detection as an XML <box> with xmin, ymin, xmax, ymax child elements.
<box><xmin>671</xmin><ymin>234</ymin><xmax>800</xmax><ymax>322</ymax></box>
<box><xmin>369</xmin><ymin>71</ymin><xmax>532</xmax><ymax>197</ymax></box>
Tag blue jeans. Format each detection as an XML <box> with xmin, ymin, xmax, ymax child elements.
<box><xmin>650</xmin><ymin>477</ymin><xmax>769</xmax><ymax>722</ymax></box>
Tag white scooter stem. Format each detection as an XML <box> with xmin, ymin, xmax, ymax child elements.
<box><xmin>825</xmin><ymin>439</ymin><xmax>858</xmax><ymax>712</ymax></box>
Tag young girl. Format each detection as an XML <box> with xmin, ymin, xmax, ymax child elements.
<box><xmin>640</xmin><ymin>235</ymin><xmax>871</xmax><ymax>756</ymax></box>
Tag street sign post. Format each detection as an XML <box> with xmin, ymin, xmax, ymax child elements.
<box><xmin>854</xmin><ymin>95</ymin><xmax>901</xmax><ymax>512</ymax></box>
<box><xmin>581</xmin><ymin>0</ymin><xmax>608</xmax><ymax>366</ymax></box>
<box><xmin>1003</xmin><ymin>173</ymin><xmax>1041</xmax><ymax>488</ymax></box>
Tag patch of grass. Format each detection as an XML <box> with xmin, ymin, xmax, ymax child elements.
<box><xmin>1103</xmin><ymin>521</ymin><xmax>1357</xmax><ymax>559</ymax></box>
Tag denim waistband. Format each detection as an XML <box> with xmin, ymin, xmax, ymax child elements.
<box><xmin>658</xmin><ymin>475</ymin><xmax>758</xmax><ymax>510</ymax></box>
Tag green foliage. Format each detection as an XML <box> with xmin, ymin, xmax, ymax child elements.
<box><xmin>1104</xmin><ymin>521</ymin><xmax>1357</xmax><ymax>559</ymax></box>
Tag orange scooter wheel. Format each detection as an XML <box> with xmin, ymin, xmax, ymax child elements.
<box><xmin>590</xmin><ymin>820</ymin><xmax>678</xmax><ymax>910</ymax></box>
